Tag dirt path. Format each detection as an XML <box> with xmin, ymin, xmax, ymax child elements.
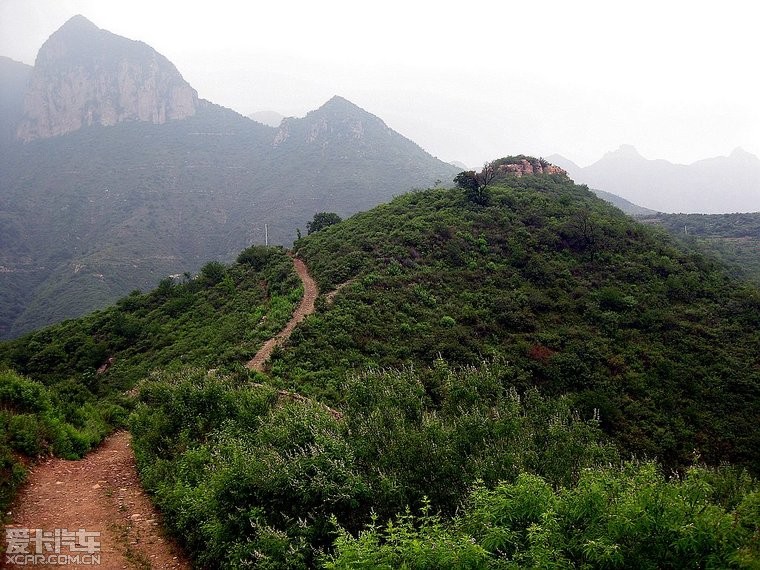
<box><xmin>2</xmin><ymin>257</ymin><xmax>329</xmax><ymax>569</ymax></box>
<box><xmin>324</xmin><ymin>279</ymin><xmax>354</xmax><ymax>305</ymax></box>
<box><xmin>246</xmin><ymin>257</ymin><xmax>318</xmax><ymax>372</ymax></box>
<box><xmin>4</xmin><ymin>431</ymin><xmax>189</xmax><ymax>570</ymax></box>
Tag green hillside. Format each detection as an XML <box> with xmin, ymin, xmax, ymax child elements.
<box><xmin>0</xmin><ymin>98</ymin><xmax>458</xmax><ymax>339</ymax></box>
<box><xmin>275</xmin><ymin>175</ymin><xmax>760</xmax><ymax>473</ymax></box>
<box><xmin>1</xmin><ymin>246</ymin><xmax>299</xmax><ymax>390</ymax></box>
<box><xmin>0</xmin><ymin>247</ymin><xmax>298</xmax><ymax>509</ymax></box>
<box><xmin>2</xmin><ymin>166</ymin><xmax>759</xmax><ymax>567</ymax></box>
<box><xmin>640</xmin><ymin>212</ymin><xmax>760</xmax><ymax>285</ymax></box>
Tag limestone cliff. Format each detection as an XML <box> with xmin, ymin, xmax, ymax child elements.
<box><xmin>17</xmin><ymin>15</ymin><xmax>198</xmax><ymax>141</ymax></box>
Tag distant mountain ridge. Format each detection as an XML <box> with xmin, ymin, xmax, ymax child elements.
<box><xmin>549</xmin><ymin>146</ymin><xmax>760</xmax><ymax>214</ymax></box>
<box><xmin>248</xmin><ymin>110</ymin><xmax>284</xmax><ymax>127</ymax></box>
<box><xmin>0</xmin><ymin>17</ymin><xmax>458</xmax><ymax>338</ymax></box>
<box><xmin>17</xmin><ymin>15</ymin><xmax>198</xmax><ymax>141</ymax></box>
<box><xmin>0</xmin><ymin>56</ymin><xmax>31</xmax><ymax>145</ymax></box>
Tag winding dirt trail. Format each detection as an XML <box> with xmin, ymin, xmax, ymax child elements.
<box><xmin>4</xmin><ymin>431</ymin><xmax>188</xmax><ymax>569</ymax></box>
<box><xmin>246</xmin><ymin>257</ymin><xmax>318</xmax><ymax>372</ymax></box>
<box><xmin>3</xmin><ymin>257</ymin><xmax>332</xmax><ymax>569</ymax></box>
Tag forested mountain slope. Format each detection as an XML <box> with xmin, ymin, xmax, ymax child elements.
<box><xmin>2</xmin><ymin>167</ymin><xmax>759</xmax><ymax>567</ymax></box>
<box><xmin>640</xmin><ymin>211</ymin><xmax>760</xmax><ymax>285</ymax></box>
<box><xmin>0</xmin><ymin>18</ymin><xmax>457</xmax><ymax>339</ymax></box>
<box><xmin>275</xmin><ymin>173</ymin><xmax>760</xmax><ymax>473</ymax></box>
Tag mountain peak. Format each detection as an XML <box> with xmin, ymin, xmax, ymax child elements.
<box><xmin>57</xmin><ymin>14</ymin><xmax>99</xmax><ymax>32</ymax></box>
<box><xmin>606</xmin><ymin>144</ymin><xmax>644</xmax><ymax>160</ymax></box>
<box><xmin>315</xmin><ymin>95</ymin><xmax>374</xmax><ymax>118</ymax></box>
<box><xmin>271</xmin><ymin>95</ymin><xmax>393</xmax><ymax>149</ymax></box>
<box><xmin>324</xmin><ymin>95</ymin><xmax>353</xmax><ymax>106</ymax></box>
<box><xmin>17</xmin><ymin>16</ymin><xmax>198</xmax><ymax>141</ymax></box>
<box><xmin>729</xmin><ymin>147</ymin><xmax>758</xmax><ymax>161</ymax></box>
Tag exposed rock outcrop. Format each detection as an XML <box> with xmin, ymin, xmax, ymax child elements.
<box><xmin>496</xmin><ymin>157</ymin><xmax>567</xmax><ymax>177</ymax></box>
<box><xmin>17</xmin><ymin>15</ymin><xmax>198</xmax><ymax>141</ymax></box>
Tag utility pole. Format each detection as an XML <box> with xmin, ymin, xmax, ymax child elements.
<box><xmin>265</xmin><ymin>224</ymin><xmax>268</xmax><ymax>246</ymax></box>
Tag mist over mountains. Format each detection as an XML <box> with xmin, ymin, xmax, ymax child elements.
<box><xmin>0</xmin><ymin>16</ymin><xmax>457</xmax><ymax>338</ymax></box>
<box><xmin>2</xmin><ymin>11</ymin><xmax>760</xmax><ymax>567</ymax></box>
<box><xmin>0</xmin><ymin>56</ymin><xmax>31</xmax><ymax>145</ymax></box>
<box><xmin>16</xmin><ymin>15</ymin><xmax>199</xmax><ymax>142</ymax></box>
<box><xmin>1</xmin><ymin>14</ymin><xmax>757</xmax><ymax>339</ymax></box>
<box><xmin>550</xmin><ymin>145</ymin><xmax>760</xmax><ymax>214</ymax></box>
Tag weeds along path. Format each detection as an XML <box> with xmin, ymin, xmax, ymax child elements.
<box><xmin>246</xmin><ymin>257</ymin><xmax>318</xmax><ymax>372</ymax></box>
<box><xmin>246</xmin><ymin>256</ymin><xmax>345</xmax><ymax>420</ymax></box>
<box><xmin>3</xmin><ymin>259</ymin><xmax>330</xmax><ymax>570</ymax></box>
<box><xmin>4</xmin><ymin>431</ymin><xmax>189</xmax><ymax>569</ymax></box>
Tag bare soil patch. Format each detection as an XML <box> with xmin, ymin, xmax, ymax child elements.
<box><xmin>4</xmin><ymin>431</ymin><xmax>188</xmax><ymax>570</ymax></box>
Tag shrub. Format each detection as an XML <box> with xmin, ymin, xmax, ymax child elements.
<box><xmin>327</xmin><ymin>463</ymin><xmax>760</xmax><ymax>569</ymax></box>
<box><xmin>236</xmin><ymin>245</ymin><xmax>276</xmax><ymax>269</ymax></box>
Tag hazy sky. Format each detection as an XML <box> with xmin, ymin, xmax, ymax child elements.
<box><xmin>1</xmin><ymin>0</ymin><xmax>758</xmax><ymax>167</ymax></box>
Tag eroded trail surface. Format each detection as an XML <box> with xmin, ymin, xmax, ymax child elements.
<box><xmin>4</xmin><ymin>431</ymin><xmax>188</xmax><ymax>569</ymax></box>
<box><xmin>4</xmin><ymin>257</ymin><xmax>322</xmax><ymax>570</ymax></box>
<box><xmin>247</xmin><ymin>257</ymin><xmax>318</xmax><ymax>372</ymax></box>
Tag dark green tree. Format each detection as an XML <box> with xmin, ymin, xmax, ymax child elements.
<box><xmin>455</xmin><ymin>162</ymin><xmax>494</xmax><ymax>205</ymax></box>
<box><xmin>199</xmin><ymin>260</ymin><xmax>227</xmax><ymax>286</ymax></box>
<box><xmin>236</xmin><ymin>245</ymin><xmax>274</xmax><ymax>270</ymax></box>
<box><xmin>307</xmin><ymin>212</ymin><xmax>342</xmax><ymax>234</ymax></box>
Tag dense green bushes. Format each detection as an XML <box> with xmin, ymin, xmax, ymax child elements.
<box><xmin>326</xmin><ymin>463</ymin><xmax>760</xmax><ymax>568</ymax></box>
<box><xmin>0</xmin><ymin>246</ymin><xmax>299</xmax><ymax>515</ymax></box>
<box><xmin>130</xmin><ymin>368</ymin><xmax>367</xmax><ymax>568</ymax></box>
<box><xmin>132</xmin><ymin>360</ymin><xmax>760</xmax><ymax>567</ymax></box>
<box><xmin>277</xmin><ymin>181</ymin><xmax>760</xmax><ymax>474</ymax></box>
<box><xmin>641</xmin><ymin>212</ymin><xmax>760</xmax><ymax>285</ymax></box>
<box><xmin>0</xmin><ymin>246</ymin><xmax>300</xmax><ymax>393</ymax></box>
<box><xmin>130</xmin><ymin>361</ymin><xmax>617</xmax><ymax>567</ymax></box>
<box><xmin>340</xmin><ymin>360</ymin><xmax>617</xmax><ymax>516</ymax></box>
<box><xmin>0</xmin><ymin>369</ymin><xmax>127</xmax><ymax>511</ymax></box>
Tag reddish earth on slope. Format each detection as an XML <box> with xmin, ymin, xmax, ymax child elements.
<box><xmin>4</xmin><ymin>431</ymin><xmax>188</xmax><ymax>570</ymax></box>
<box><xmin>4</xmin><ymin>256</ymin><xmax>333</xmax><ymax>569</ymax></box>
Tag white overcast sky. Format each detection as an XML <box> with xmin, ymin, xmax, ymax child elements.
<box><xmin>1</xmin><ymin>0</ymin><xmax>758</xmax><ymax>167</ymax></box>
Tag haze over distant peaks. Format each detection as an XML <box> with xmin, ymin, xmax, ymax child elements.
<box><xmin>17</xmin><ymin>15</ymin><xmax>198</xmax><ymax>141</ymax></box>
<box><xmin>274</xmin><ymin>96</ymin><xmax>387</xmax><ymax>148</ymax></box>
<box><xmin>603</xmin><ymin>144</ymin><xmax>645</xmax><ymax>160</ymax></box>
<box><xmin>0</xmin><ymin>56</ymin><xmax>32</xmax><ymax>144</ymax></box>
<box><xmin>248</xmin><ymin>110</ymin><xmax>285</xmax><ymax>128</ymax></box>
<box><xmin>551</xmin><ymin>146</ymin><xmax>760</xmax><ymax>214</ymax></box>
<box><xmin>271</xmin><ymin>95</ymin><xmax>444</xmax><ymax>169</ymax></box>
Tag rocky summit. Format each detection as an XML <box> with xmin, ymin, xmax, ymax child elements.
<box><xmin>17</xmin><ymin>15</ymin><xmax>198</xmax><ymax>141</ymax></box>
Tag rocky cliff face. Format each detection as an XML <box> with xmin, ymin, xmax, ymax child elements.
<box><xmin>17</xmin><ymin>15</ymin><xmax>198</xmax><ymax>141</ymax></box>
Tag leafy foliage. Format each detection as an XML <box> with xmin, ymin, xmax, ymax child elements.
<box><xmin>642</xmin><ymin>212</ymin><xmax>760</xmax><ymax>285</ymax></box>
<box><xmin>129</xmin><ymin>361</ymin><xmax>615</xmax><ymax>567</ymax></box>
<box><xmin>280</xmin><ymin>179</ymin><xmax>760</xmax><ymax>474</ymax></box>
<box><xmin>455</xmin><ymin>162</ymin><xmax>495</xmax><ymax>205</ymax></box>
<box><xmin>307</xmin><ymin>212</ymin><xmax>343</xmax><ymax>235</ymax></box>
<box><xmin>0</xmin><ymin>248</ymin><xmax>298</xmax><ymax>515</ymax></box>
<box><xmin>0</xmin><ymin>368</ymin><xmax>127</xmax><ymax>511</ymax></box>
<box><xmin>0</xmin><ymin>247</ymin><xmax>300</xmax><ymax>393</ymax></box>
<box><xmin>327</xmin><ymin>463</ymin><xmax>760</xmax><ymax>569</ymax></box>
